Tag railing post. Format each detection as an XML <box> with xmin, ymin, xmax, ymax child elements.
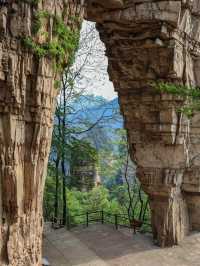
<box><xmin>101</xmin><ymin>210</ymin><xmax>104</xmax><ymax>224</ymax></box>
<box><xmin>66</xmin><ymin>215</ymin><xmax>70</xmax><ymax>230</ymax></box>
<box><xmin>86</xmin><ymin>212</ymin><xmax>89</xmax><ymax>227</ymax></box>
<box><xmin>51</xmin><ymin>216</ymin><xmax>54</xmax><ymax>228</ymax></box>
<box><xmin>115</xmin><ymin>214</ymin><xmax>118</xmax><ymax>230</ymax></box>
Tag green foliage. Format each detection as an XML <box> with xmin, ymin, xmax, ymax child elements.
<box><xmin>22</xmin><ymin>37</ymin><xmax>48</xmax><ymax>57</ymax></box>
<box><xmin>22</xmin><ymin>10</ymin><xmax>80</xmax><ymax>72</ymax></box>
<box><xmin>70</xmin><ymin>139</ymin><xmax>98</xmax><ymax>167</ymax></box>
<box><xmin>44</xmin><ymin>174</ymin><xmax>62</xmax><ymax>220</ymax></box>
<box><xmin>54</xmin><ymin>80</ymin><xmax>61</xmax><ymax>89</ymax></box>
<box><xmin>44</xmin><ymin>91</ymin><xmax>151</xmax><ymax>230</ymax></box>
<box><xmin>153</xmin><ymin>82</ymin><xmax>200</xmax><ymax>118</ymax></box>
<box><xmin>32</xmin><ymin>11</ymin><xmax>49</xmax><ymax>35</ymax></box>
<box><xmin>44</xmin><ymin>179</ymin><xmax>151</xmax><ymax>232</ymax></box>
<box><xmin>98</xmin><ymin>128</ymin><xmax>128</xmax><ymax>184</ymax></box>
<box><xmin>53</xmin><ymin>16</ymin><xmax>80</xmax><ymax>66</ymax></box>
<box><xmin>85</xmin><ymin>186</ymin><xmax>110</xmax><ymax>211</ymax></box>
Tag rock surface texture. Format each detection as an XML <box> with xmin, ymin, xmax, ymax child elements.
<box><xmin>0</xmin><ymin>1</ymin><xmax>83</xmax><ymax>265</ymax></box>
<box><xmin>85</xmin><ymin>0</ymin><xmax>200</xmax><ymax>247</ymax></box>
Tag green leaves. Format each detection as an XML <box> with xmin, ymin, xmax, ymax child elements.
<box><xmin>152</xmin><ymin>82</ymin><xmax>200</xmax><ymax>118</ymax></box>
<box><xmin>54</xmin><ymin>80</ymin><xmax>61</xmax><ymax>89</ymax></box>
<box><xmin>22</xmin><ymin>37</ymin><xmax>48</xmax><ymax>57</ymax></box>
<box><xmin>70</xmin><ymin>139</ymin><xmax>98</xmax><ymax>168</ymax></box>
<box><xmin>154</xmin><ymin>82</ymin><xmax>200</xmax><ymax>99</ymax></box>
<box><xmin>22</xmin><ymin>11</ymin><xmax>80</xmax><ymax>74</ymax></box>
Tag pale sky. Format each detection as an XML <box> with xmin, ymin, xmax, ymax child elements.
<box><xmin>87</xmin><ymin>58</ymin><xmax>117</xmax><ymax>100</ymax></box>
<box><xmin>74</xmin><ymin>21</ymin><xmax>117</xmax><ymax>100</ymax></box>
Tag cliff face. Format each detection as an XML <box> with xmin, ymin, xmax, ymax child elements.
<box><xmin>0</xmin><ymin>1</ymin><xmax>83</xmax><ymax>265</ymax></box>
<box><xmin>86</xmin><ymin>0</ymin><xmax>200</xmax><ymax>246</ymax></box>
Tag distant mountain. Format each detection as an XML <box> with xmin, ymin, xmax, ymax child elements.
<box><xmin>52</xmin><ymin>94</ymin><xmax>124</xmax><ymax>152</ymax></box>
<box><xmin>68</xmin><ymin>96</ymin><xmax>123</xmax><ymax>131</ymax></box>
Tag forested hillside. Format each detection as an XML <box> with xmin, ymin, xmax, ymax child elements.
<box><xmin>44</xmin><ymin>93</ymin><xmax>150</xmax><ymax>232</ymax></box>
<box><xmin>43</xmin><ymin>20</ymin><xmax>150</xmax><ymax>232</ymax></box>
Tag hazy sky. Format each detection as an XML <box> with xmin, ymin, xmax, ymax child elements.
<box><xmin>75</xmin><ymin>21</ymin><xmax>117</xmax><ymax>100</ymax></box>
<box><xmin>88</xmin><ymin>58</ymin><xmax>117</xmax><ymax>100</ymax></box>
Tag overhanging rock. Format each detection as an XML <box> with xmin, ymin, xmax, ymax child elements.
<box><xmin>85</xmin><ymin>0</ymin><xmax>200</xmax><ymax>246</ymax></box>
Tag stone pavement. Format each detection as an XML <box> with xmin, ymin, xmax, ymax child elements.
<box><xmin>43</xmin><ymin>224</ymin><xmax>107</xmax><ymax>266</ymax></box>
<box><xmin>43</xmin><ymin>223</ymin><xmax>200</xmax><ymax>266</ymax></box>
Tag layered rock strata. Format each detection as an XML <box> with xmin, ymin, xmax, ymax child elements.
<box><xmin>0</xmin><ymin>1</ymin><xmax>83</xmax><ymax>265</ymax></box>
<box><xmin>86</xmin><ymin>0</ymin><xmax>200</xmax><ymax>246</ymax></box>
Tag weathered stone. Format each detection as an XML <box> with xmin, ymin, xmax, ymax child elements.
<box><xmin>0</xmin><ymin>1</ymin><xmax>83</xmax><ymax>266</ymax></box>
<box><xmin>86</xmin><ymin>0</ymin><xmax>200</xmax><ymax>247</ymax></box>
<box><xmin>71</xmin><ymin>161</ymin><xmax>100</xmax><ymax>191</ymax></box>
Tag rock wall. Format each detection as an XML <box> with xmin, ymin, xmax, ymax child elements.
<box><xmin>71</xmin><ymin>162</ymin><xmax>98</xmax><ymax>191</ymax></box>
<box><xmin>86</xmin><ymin>0</ymin><xmax>200</xmax><ymax>246</ymax></box>
<box><xmin>0</xmin><ymin>1</ymin><xmax>83</xmax><ymax>265</ymax></box>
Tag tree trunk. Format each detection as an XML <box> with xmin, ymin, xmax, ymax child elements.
<box><xmin>0</xmin><ymin>1</ymin><xmax>83</xmax><ymax>265</ymax></box>
<box><xmin>61</xmin><ymin>160</ymin><xmax>67</xmax><ymax>225</ymax></box>
<box><xmin>54</xmin><ymin>157</ymin><xmax>60</xmax><ymax>221</ymax></box>
<box><xmin>61</xmin><ymin>69</ymin><xmax>68</xmax><ymax>226</ymax></box>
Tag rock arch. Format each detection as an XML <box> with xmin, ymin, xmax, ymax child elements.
<box><xmin>0</xmin><ymin>0</ymin><xmax>200</xmax><ymax>265</ymax></box>
<box><xmin>85</xmin><ymin>0</ymin><xmax>200</xmax><ymax>247</ymax></box>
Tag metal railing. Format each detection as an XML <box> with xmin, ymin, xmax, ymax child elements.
<box><xmin>51</xmin><ymin>210</ymin><xmax>152</xmax><ymax>233</ymax></box>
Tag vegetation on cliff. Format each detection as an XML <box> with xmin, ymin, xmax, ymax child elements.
<box><xmin>153</xmin><ymin>82</ymin><xmax>200</xmax><ymax>118</ymax></box>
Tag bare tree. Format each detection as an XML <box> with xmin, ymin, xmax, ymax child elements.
<box><xmin>48</xmin><ymin>21</ymin><xmax>120</xmax><ymax>224</ymax></box>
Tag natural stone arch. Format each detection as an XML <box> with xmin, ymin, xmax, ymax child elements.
<box><xmin>0</xmin><ymin>0</ymin><xmax>200</xmax><ymax>265</ymax></box>
<box><xmin>85</xmin><ymin>0</ymin><xmax>200</xmax><ymax>247</ymax></box>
